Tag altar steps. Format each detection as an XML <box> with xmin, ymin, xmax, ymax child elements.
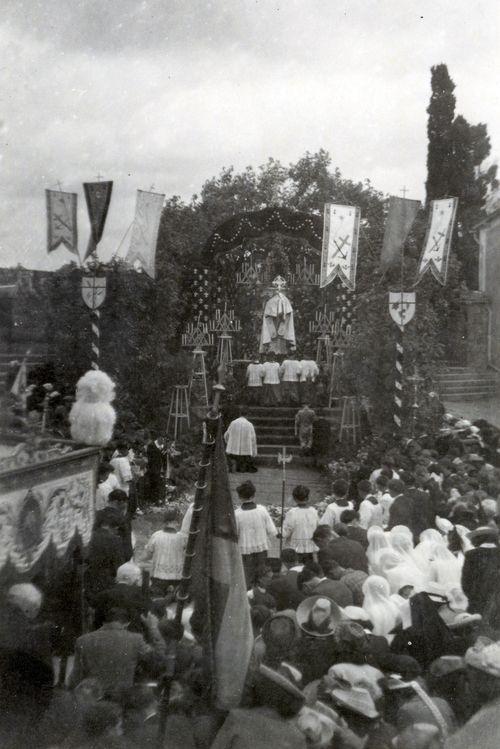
<box><xmin>245</xmin><ymin>405</ymin><xmax>342</xmax><ymax>465</ymax></box>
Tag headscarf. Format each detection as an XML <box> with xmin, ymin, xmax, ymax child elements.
<box><xmin>413</xmin><ymin>529</ymin><xmax>446</xmax><ymax>571</ymax></box>
<box><xmin>362</xmin><ymin>575</ymin><xmax>401</xmax><ymax>636</ymax></box>
<box><xmin>428</xmin><ymin>543</ymin><xmax>463</xmax><ymax>592</ymax></box>
<box><xmin>389</xmin><ymin>525</ymin><xmax>414</xmax><ymax>543</ymax></box>
<box><xmin>390</xmin><ymin>532</ymin><xmax>423</xmax><ymax>576</ymax></box>
<box><xmin>366</xmin><ymin>526</ymin><xmax>390</xmax><ymax>574</ymax></box>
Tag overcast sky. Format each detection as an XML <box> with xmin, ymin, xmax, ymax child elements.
<box><xmin>1</xmin><ymin>0</ymin><xmax>498</xmax><ymax>270</ymax></box>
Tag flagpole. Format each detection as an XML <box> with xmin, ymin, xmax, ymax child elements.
<box><xmin>174</xmin><ymin>381</ymin><xmax>225</xmax><ymax>627</ymax></box>
<box><xmin>157</xmin><ymin>382</ymin><xmax>224</xmax><ymax>743</ymax></box>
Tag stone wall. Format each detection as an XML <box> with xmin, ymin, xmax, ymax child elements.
<box><xmin>479</xmin><ymin>211</ymin><xmax>500</xmax><ymax>368</ymax></box>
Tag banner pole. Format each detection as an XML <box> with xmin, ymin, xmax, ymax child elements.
<box><xmin>91</xmin><ymin>307</ymin><xmax>100</xmax><ymax>370</ymax></box>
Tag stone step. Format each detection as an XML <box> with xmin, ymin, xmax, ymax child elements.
<box><xmin>256</xmin><ymin>424</ymin><xmax>297</xmax><ymax>434</ymax></box>
<box><xmin>256</xmin><ymin>434</ymin><xmax>300</xmax><ymax>446</ymax></box>
<box><xmin>435</xmin><ymin>374</ymin><xmax>497</xmax><ymax>383</ymax></box>
<box><xmin>437</xmin><ymin>382</ymin><xmax>498</xmax><ymax>392</ymax></box>
<box><xmin>444</xmin><ymin>391</ymin><xmax>497</xmax><ymax>402</ymax></box>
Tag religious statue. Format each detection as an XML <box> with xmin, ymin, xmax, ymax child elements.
<box><xmin>259</xmin><ymin>276</ymin><xmax>296</xmax><ymax>354</ymax></box>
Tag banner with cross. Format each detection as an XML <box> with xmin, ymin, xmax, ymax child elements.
<box><xmin>417</xmin><ymin>198</ymin><xmax>458</xmax><ymax>285</ymax></box>
<box><xmin>320</xmin><ymin>203</ymin><xmax>360</xmax><ymax>290</ymax></box>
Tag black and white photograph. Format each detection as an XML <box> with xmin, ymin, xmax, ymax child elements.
<box><xmin>1</xmin><ymin>1</ymin><xmax>500</xmax><ymax>747</ymax></box>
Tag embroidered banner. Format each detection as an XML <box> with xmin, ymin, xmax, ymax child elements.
<box><xmin>46</xmin><ymin>189</ymin><xmax>78</xmax><ymax>254</ymax></box>
<box><xmin>417</xmin><ymin>198</ymin><xmax>458</xmax><ymax>285</ymax></box>
<box><xmin>0</xmin><ymin>459</ymin><xmax>95</xmax><ymax>573</ymax></box>
<box><xmin>380</xmin><ymin>196</ymin><xmax>421</xmax><ymax>269</ymax></box>
<box><xmin>320</xmin><ymin>203</ymin><xmax>360</xmax><ymax>290</ymax></box>
<box><xmin>83</xmin><ymin>181</ymin><xmax>113</xmax><ymax>259</ymax></box>
<box><xmin>125</xmin><ymin>189</ymin><xmax>165</xmax><ymax>278</ymax></box>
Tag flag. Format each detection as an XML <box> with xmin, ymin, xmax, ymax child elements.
<box><xmin>380</xmin><ymin>196</ymin><xmax>421</xmax><ymax>269</ymax></box>
<box><xmin>10</xmin><ymin>356</ymin><xmax>28</xmax><ymax>408</ymax></box>
<box><xmin>320</xmin><ymin>203</ymin><xmax>360</xmax><ymax>290</ymax></box>
<box><xmin>46</xmin><ymin>189</ymin><xmax>78</xmax><ymax>254</ymax></box>
<box><xmin>125</xmin><ymin>189</ymin><xmax>165</xmax><ymax>278</ymax></box>
<box><xmin>83</xmin><ymin>181</ymin><xmax>113</xmax><ymax>259</ymax></box>
<box><xmin>417</xmin><ymin>198</ymin><xmax>458</xmax><ymax>285</ymax></box>
<box><xmin>190</xmin><ymin>419</ymin><xmax>253</xmax><ymax>710</ymax></box>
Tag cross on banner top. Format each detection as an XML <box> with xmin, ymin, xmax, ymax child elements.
<box><xmin>95</xmin><ymin>173</ymin><xmax>104</xmax><ymax>182</ymax></box>
<box><xmin>400</xmin><ymin>186</ymin><xmax>409</xmax><ymax>198</ymax></box>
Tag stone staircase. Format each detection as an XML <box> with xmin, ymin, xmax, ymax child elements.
<box><xmin>434</xmin><ymin>366</ymin><xmax>499</xmax><ymax>402</ymax></box>
<box><xmin>246</xmin><ymin>405</ymin><xmax>342</xmax><ymax>465</ymax></box>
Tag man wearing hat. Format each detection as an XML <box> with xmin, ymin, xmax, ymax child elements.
<box><xmin>234</xmin><ymin>481</ymin><xmax>278</xmax><ymax>588</ymax></box>
<box><xmin>461</xmin><ymin>526</ymin><xmax>500</xmax><ymax>614</ymax></box>
<box><xmin>210</xmin><ymin>663</ymin><xmax>306</xmax><ymax>749</ymax></box>
<box><xmin>443</xmin><ymin>637</ymin><xmax>500</xmax><ymax>748</ymax></box>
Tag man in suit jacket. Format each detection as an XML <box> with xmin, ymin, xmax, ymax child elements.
<box><xmin>146</xmin><ymin>434</ymin><xmax>166</xmax><ymax>505</ymax></box>
<box><xmin>462</xmin><ymin>527</ymin><xmax>500</xmax><ymax>614</ymax></box>
<box><xmin>339</xmin><ymin>509</ymin><xmax>368</xmax><ymax>549</ymax></box>
<box><xmin>68</xmin><ymin>607</ymin><xmax>164</xmax><ymax>697</ymax></box>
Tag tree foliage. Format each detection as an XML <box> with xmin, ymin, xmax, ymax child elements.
<box><xmin>426</xmin><ymin>64</ymin><xmax>498</xmax><ymax>288</ymax></box>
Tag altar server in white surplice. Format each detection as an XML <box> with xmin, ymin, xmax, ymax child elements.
<box><xmin>279</xmin><ymin>354</ymin><xmax>302</xmax><ymax>405</ymax></box>
<box><xmin>245</xmin><ymin>357</ymin><xmax>264</xmax><ymax>405</ymax></box>
<box><xmin>224</xmin><ymin>408</ymin><xmax>258</xmax><ymax>473</ymax></box>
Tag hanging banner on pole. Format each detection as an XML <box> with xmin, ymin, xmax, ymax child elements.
<box><xmin>320</xmin><ymin>203</ymin><xmax>360</xmax><ymax>290</ymax></box>
<box><xmin>46</xmin><ymin>190</ymin><xmax>78</xmax><ymax>255</ymax></box>
<box><xmin>125</xmin><ymin>189</ymin><xmax>165</xmax><ymax>278</ymax></box>
<box><xmin>389</xmin><ymin>291</ymin><xmax>416</xmax><ymax>328</ymax></box>
<box><xmin>81</xmin><ymin>276</ymin><xmax>107</xmax><ymax>310</ymax></box>
<box><xmin>380</xmin><ymin>196</ymin><xmax>421</xmax><ymax>269</ymax></box>
<box><xmin>83</xmin><ymin>181</ymin><xmax>113</xmax><ymax>259</ymax></box>
<box><xmin>417</xmin><ymin>197</ymin><xmax>458</xmax><ymax>285</ymax></box>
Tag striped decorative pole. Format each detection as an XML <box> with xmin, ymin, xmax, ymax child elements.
<box><xmin>91</xmin><ymin>309</ymin><xmax>101</xmax><ymax>370</ymax></box>
<box><xmin>394</xmin><ymin>323</ymin><xmax>404</xmax><ymax>431</ymax></box>
<box><xmin>389</xmin><ymin>291</ymin><xmax>416</xmax><ymax>436</ymax></box>
<box><xmin>81</xmin><ymin>274</ymin><xmax>107</xmax><ymax>370</ymax></box>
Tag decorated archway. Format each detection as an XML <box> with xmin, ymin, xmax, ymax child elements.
<box><xmin>188</xmin><ymin>207</ymin><xmax>355</xmax><ymax>364</ymax></box>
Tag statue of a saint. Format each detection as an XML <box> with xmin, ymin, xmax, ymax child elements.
<box><xmin>259</xmin><ymin>278</ymin><xmax>296</xmax><ymax>354</ymax></box>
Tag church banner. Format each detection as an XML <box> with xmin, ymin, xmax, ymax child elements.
<box><xmin>83</xmin><ymin>180</ymin><xmax>113</xmax><ymax>259</ymax></box>
<box><xmin>417</xmin><ymin>198</ymin><xmax>458</xmax><ymax>285</ymax></box>
<box><xmin>380</xmin><ymin>196</ymin><xmax>421</xmax><ymax>269</ymax></box>
<box><xmin>125</xmin><ymin>189</ymin><xmax>165</xmax><ymax>278</ymax></box>
<box><xmin>0</xmin><ymin>450</ymin><xmax>97</xmax><ymax>574</ymax></box>
<box><xmin>46</xmin><ymin>189</ymin><xmax>78</xmax><ymax>254</ymax></box>
<box><xmin>320</xmin><ymin>203</ymin><xmax>360</xmax><ymax>290</ymax></box>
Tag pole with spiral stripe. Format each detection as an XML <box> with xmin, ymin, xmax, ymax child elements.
<box><xmin>91</xmin><ymin>308</ymin><xmax>101</xmax><ymax>370</ymax></box>
<box><xmin>394</xmin><ymin>323</ymin><xmax>404</xmax><ymax>431</ymax></box>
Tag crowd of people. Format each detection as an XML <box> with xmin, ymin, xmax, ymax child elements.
<box><xmin>2</xmin><ymin>412</ymin><xmax>500</xmax><ymax>747</ymax></box>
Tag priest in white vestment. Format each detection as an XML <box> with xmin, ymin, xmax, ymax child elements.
<box><xmin>259</xmin><ymin>290</ymin><xmax>296</xmax><ymax>355</ymax></box>
<box><xmin>224</xmin><ymin>409</ymin><xmax>258</xmax><ymax>473</ymax></box>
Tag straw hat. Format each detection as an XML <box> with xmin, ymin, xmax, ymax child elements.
<box><xmin>330</xmin><ymin>685</ymin><xmax>379</xmax><ymax>719</ymax></box>
<box><xmin>296</xmin><ymin>596</ymin><xmax>342</xmax><ymax>637</ymax></box>
<box><xmin>465</xmin><ymin>636</ymin><xmax>500</xmax><ymax>677</ymax></box>
<box><xmin>428</xmin><ymin>656</ymin><xmax>465</xmax><ymax>681</ymax></box>
<box><xmin>467</xmin><ymin>526</ymin><xmax>499</xmax><ymax>544</ymax></box>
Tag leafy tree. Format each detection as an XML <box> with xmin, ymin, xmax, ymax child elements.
<box><xmin>425</xmin><ymin>64</ymin><xmax>498</xmax><ymax>288</ymax></box>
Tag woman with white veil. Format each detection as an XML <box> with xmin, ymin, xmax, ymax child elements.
<box><xmin>389</xmin><ymin>531</ymin><xmax>422</xmax><ymax>571</ymax></box>
<box><xmin>413</xmin><ymin>528</ymin><xmax>446</xmax><ymax>572</ymax></box>
<box><xmin>366</xmin><ymin>526</ymin><xmax>390</xmax><ymax>574</ymax></box>
<box><xmin>428</xmin><ymin>542</ymin><xmax>463</xmax><ymax>592</ymax></box>
<box><xmin>377</xmin><ymin>548</ymin><xmax>426</xmax><ymax>595</ymax></box>
<box><xmin>362</xmin><ymin>575</ymin><xmax>401</xmax><ymax>638</ymax></box>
